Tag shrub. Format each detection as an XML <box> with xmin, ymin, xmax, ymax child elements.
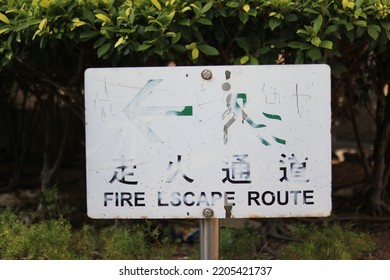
<box><xmin>99</xmin><ymin>222</ymin><xmax>175</xmax><ymax>259</ymax></box>
<box><xmin>279</xmin><ymin>223</ymin><xmax>376</xmax><ymax>260</ymax></box>
<box><xmin>219</xmin><ymin>225</ymin><xmax>261</xmax><ymax>259</ymax></box>
<box><xmin>0</xmin><ymin>209</ymin><xmax>73</xmax><ymax>259</ymax></box>
<box><xmin>0</xmin><ymin>209</ymin><xmax>175</xmax><ymax>259</ymax></box>
<box><xmin>0</xmin><ymin>0</ymin><xmax>389</xmax><ymax>68</ymax></box>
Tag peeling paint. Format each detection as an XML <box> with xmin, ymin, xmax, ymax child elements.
<box><xmin>85</xmin><ymin>65</ymin><xmax>331</xmax><ymax>219</ymax></box>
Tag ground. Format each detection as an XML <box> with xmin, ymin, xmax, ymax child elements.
<box><xmin>332</xmin><ymin>160</ymin><xmax>390</xmax><ymax>260</ymax></box>
<box><xmin>0</xmin><ymin>158</ymin><xmax>389</xmax><ymax>259</ymax></box>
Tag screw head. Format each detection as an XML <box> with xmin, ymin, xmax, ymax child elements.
<box><xmin>201</xmin><ymin>69</ymin><xmax>212</xmax><ymax>80</ymax></box>
<box><xmin>203</xmin><ymin>208</ymin><xmax>214</xmax><ymax>218</ymax></box>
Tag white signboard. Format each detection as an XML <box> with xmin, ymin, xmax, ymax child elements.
<box><xmin>85</xmin><ymin>65</ymin><xmax>331</xmax><ymax>219</ymax></box>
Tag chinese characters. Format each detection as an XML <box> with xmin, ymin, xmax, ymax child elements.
<box><xmin>279</xmin><ymin>153</ymin><xmax>309</xmax><ymax>183</ymax></box>
<box><xmin>222</xmin><ymin>154</ymin><xmax>251</xmax><ymax>184</ymax></box>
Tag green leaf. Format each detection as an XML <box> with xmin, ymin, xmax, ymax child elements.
<box><xmin>178</xmin><ymin>18</ymin><xmax>190</xmax><ymax>26</ymax></box>
<box><xmin>258</xmin><ymin>46</ymin><xmax>271</xmax><ymax>54</ymax></box>
<box><xmin>288</xmin><ymin>41</ymin><xmax>305</xmax><ymax>49</ymax></box>
<box><xmin>40</xmin><ymin>0</ymin><xmax>50</xmax><ymax>8</ymax></box>
<box><xmin>93</xmin><ymin>36</ymin><xmax>106</xmax><ymax>49</ymax></box>
<box><xmin>191</xmin><ymin>47</ymin><xmax>199</xmax><ymax>60</ymax></box>
<box><xmin>239</xmin><ymin>12</ymin><xmax>249</xmax><ymax>24</ymax></box>
<box><xmin>346</xmin><ymin>23</ymin><xmax>354</xmax><ymax>31</ymax></box>
<box><xmin>226</xmin><ymin>1</ymin><xmax>240</xmax><ymax>8</ymax></box>
<box><xmin>190</xmin><ymin>3</ymin><xmax>201</xmax><ymax>14</ymax></box>
<box><xmin>172</xmin><ymin>44</ymin><xmax>186</xmax><ymax>52</ymax></box>
<box><xmin>80</xmin><ymin>30</ymin><xmax>100</xmax><ymax>41</ymax></box>
<box><xmin>354</xmin><ymin>8</ymin><xmax>362</xmax><ymax>19</ymax></box>
<box><xmin>285</xmin><ymin>13</ymin><xmax>298</xmax><ymax>22</ymax></box>
<box><xmin>97</xmin><ymin>42</ymin><xmax>112</xmax><ymax>58</ymax></box>
<box><xmin>235</xmin><ymin>37</ymin><xmax>250</xmax><ymax>51</ymax></box>
<box><xmin>380</xmin><ymin>22</ymin><xmax>390</xmax><ymax>31</ymax></box>
<box><xmin>356</xmin><ymin>0</ymin><xmax>363</xmax><ymax>9</ymax></box>
<box><xmin>171</xmin><ymin>32</ymin><xmax>181</xmax><ymax>44</ymax></box>
<box><xmin>39</xmin><ymin>18</ymin><xmax>47</xmax><ymax>31</ymax></box>
<box><xmin>0</xmin><ymin>27</ymin><xmax>10</xmax><ymax>35</ymax></box>
<box><xmin>129</xmin><ymin>10</ymin><xmax>136</xmax><ymax>25</ymax></box>
<box><xmin>151</xmin><ymin>0</ymin><xmax>162</xmax><ymax>11</ymax></box>
<box><xmin>369</xmin><ymin>24</ymin><xmax>381</xmax><ymax>32</ymax></box>
<box><xmin>138</xmin><ymin>43</ymin><xmax>152</xmax><ymax>51</ymax></box>
<box><xmin>96</xmin><ymin>14</ymin><xmax>111</xmax><ymax>23</ymax></box>
<box><xmin>313</xmin><ymin>15</ymin><xmax>323</xmax><ymax>34</ymax></box>
<box><xmin>353</xmin><ymin>20</ymin><xmax>367</xmax><ymax>27</ymax></box>
<box><xmin>165</xmin><ymin>32</ymin><xmax>176</xmax><ymax>38</ymax></box>
<box><xmin>198</xmin><ymin>44</ymin><xmax>219</xmax><ymax>56</ymax></box>
<box><xmin>367</xmin><ymin>26</ymin><xmax>379</xmax><ymax>40</ymax></box>
<box><xmin>324</xmin><ymin>25</ymin><xmax>339</xmax><ymax>36</ymax></box>
<box><xmin>181</xmin><ymin>6</ymin><xmax>192</xmax><ymax>13</ymax></box>
<box><xmin>356</xmin><ymin>26</ymin><xmax>365</xmax><ymax>38</ymax></box>
<box><xmin>304</xmin><ymin>25</ymin><xmax>316</xmax><ymax>36</ymax></box>
<box><xmin>145</xmin><ymin>25</ymin><xmax>160</xmax><ymax>32</ymax></box>
<box><xmin>240</xmin><ymin>56</ymin><xmax>249</xmax><ymax>64</ymax></box>
<box><xmin>32</xmin><ymin>29</ymin><xmax>40</xmax><ymax>40</ymax></box>
<box><xmin>311</xmin><ymin>36</ymin><xmax>321</xmax><ymax>47</ymax></box>
<box><xmin>269</xmin><ymin>18</ymin><xmax>281</xmax><ymax>31</ymax></box>
<box><xmin>295</xmin><ymin>50</ymin><xmax>305</xmax><ymax>64</ymax></box>
<box><xmin>247</xmin><ymin>9</ymin><xmax>257</xmax><ymax>17</ymax></box>
<box><xmin>83</xmin><ymin>8</ymin><xmax>95</xmax><ymax>23</ymax></box>
<box><xmin>167</xmin><ymin>11</ymin><xmax>176</xmax><ymax>22</ymax></box>
<box><xmin>303</xmin><ymin>8</ymin><xmax>320</xmax><ymax>15</ymax></box>
<box><xmin>308</xmin><ymin>48</ymin><xmax>322</xmax><ymax>61</ymax></box>
<box><xmin>297</xmin><ymin>29</ymin><xmax>310</xmax><ymax>36</ymax></box>
<box><xmin>185</xmin><ymin>42</ymin><xmax>197</xmax><ymax>50</ymax></box>
<box><xmin>15</xmin><ymin>19</ymin><xmax>41</xmax><ymax>31</ymax></box>
<box><xmin>320</xmin><ymin>40</ymin><xmax>333</xmax><ymax>49</ymax></box>
<box><xmin>5</xmin><ymin>51</ymin><xmax>12</xmax><ymax>60</ymax></box>
<box><xmin>114</xmin><ymin>37</ymin><xmax>125</xmax><ymax>48</ymax></box>
<box><xmin>197</xmin><ymin>18</ymin><xmax>212</xmax><ymax>25</ymax></box>
<box><xmin>0</xmin><ymin>12</ymin><xmax>10</xmax><ymax>24</ymax></box>
<box><xmin>248</xmin><ymin>56</ymin><xmax>259</xmax><ymax>65</ymax></box>
<box><xmin>72</xmin><ymin>18</ymin><xmax>87</xmax><ymax>28</ymax></box>
<box><xmin>201</xmin><ymin>2</ymin><xmax>213</xmax><ymax>14</ymax></box>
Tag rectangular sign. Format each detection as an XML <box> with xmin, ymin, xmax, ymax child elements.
<box><xmin>85</xmin><ymin>65</ymin><xmax>331</xmax><ymax>219</ymax></box>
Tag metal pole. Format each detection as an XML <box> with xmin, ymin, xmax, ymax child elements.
<box><xmin>199</xmin><ymin>209</ymin><xmax>219</xmax><ymax>260</ymax></box>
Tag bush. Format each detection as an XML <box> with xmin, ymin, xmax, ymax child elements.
<box><xmin>0</xmin><ymin>209</ymin><xmax>73</xmax><ymax>259</ymax></box>
<box><xmin>219</xmin><ymin>226</ymin><xmax>261</xmax><ymax>260</ymax></box>
<box><xmin>0</xmin><ymin>0</ymin><xmax>389</xmax><ymax>68</ymax></box>
<box><xmin>99</xmin><ymin>222</ymin><xmax>174</xmax><ymax>259</ymax></box>
<box><xmin>279</xmin><ymin>223</ymin><xmax>376</xmax><ymax>260</ymax></box>
<box><xmin>0</xmin><ymin>209</ymin><xmax>175</xmax><ymax>259</ymax></box>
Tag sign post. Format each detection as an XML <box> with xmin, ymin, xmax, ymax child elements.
<box><xmin>200</xmin><ymin>215</ymin><xmax>219</xmax><ymax>260</ymax></box>
<box><xmin>85</xmin><ymin>65</ymin><xmax>331</xmax><ymax>259</ymax></box>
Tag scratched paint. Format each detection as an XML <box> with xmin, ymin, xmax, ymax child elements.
<box><xmin>85</xmin><ymin>65</ymin><xmax>331</xmax><ymax>219</ymax></box>
<box><xmin>121</xmin><ymin>79</ymin><xmax>193</xmax><ymax>143</ymax></box>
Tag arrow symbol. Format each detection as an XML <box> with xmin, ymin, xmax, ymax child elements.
<box><xmin>122</xmin><ymin>79</ymin><xmax>193</xmax><ymax>143</ymax></box>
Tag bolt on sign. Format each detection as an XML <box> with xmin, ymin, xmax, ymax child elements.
<box><xmin>85</xmin><ymin>65</ymin><xmax>331</xmax><ymax>219</ymax></box>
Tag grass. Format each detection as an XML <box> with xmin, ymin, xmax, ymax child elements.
<box><xmin>0</xmin><ymin>209</ymin><xmax>174</xmax><ymax>260</ymax></box>
<box><xmin>279</xmin><ymin>223</ymin><xmax>376</xmax><ymax>260</ymax></box>
<box><xmin>0</xmin><ymin>208</ymin><xmax>376</xmax><ymax>260</ymax></box>
<box><xmin>219</xmin><ymin>225</ymin><xmax>261</xmax><ymax>259</ymax></box>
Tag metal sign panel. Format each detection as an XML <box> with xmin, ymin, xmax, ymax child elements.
<box><xmin>85</xmin><ymin>65</ymin><xmax>331</xmax><ymax>219</ymax></box>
